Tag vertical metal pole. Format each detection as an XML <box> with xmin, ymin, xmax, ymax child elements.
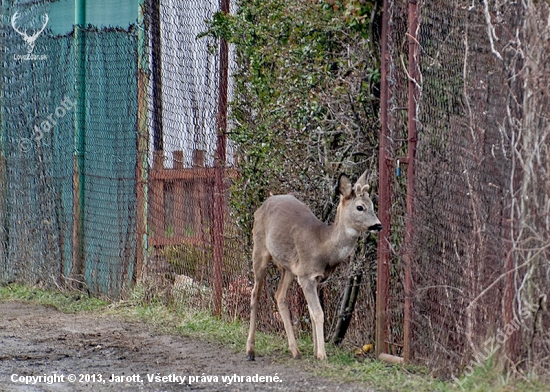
<box><xmin>376</xmin><ymin>0</ymin><xmax>392</xmax><ymax>360</ymax></box>
<box><xmin>212</xmin><ymin>0</ymin><xmax>230</xmax><ymax>316</ymax></box>
<box><xmin>151</xmin><ymin>0</ymin><xmax>164</xmax><ymax>152</ymax></box>
<box><xmin>403</xmin><ymin>0</ymin><xmax>419</xmax><ymax>362</ymax></box>
<box><xmin>135</xmin><ymin>0</ymin><xmax>150</xmax><ymax>282</ymax></box>
<box><xmin>72</xmin><ymin>0</ymin><xmax>86</xmax><ymax>283</ymax></box>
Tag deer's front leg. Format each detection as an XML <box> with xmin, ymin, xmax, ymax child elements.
<box><xmin>298</xmin><ymin>276</ymin><xmax>327</xmax><ymax>360</ymax></box>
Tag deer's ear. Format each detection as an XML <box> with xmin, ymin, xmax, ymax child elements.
<box><xmin>338</xmin><ymin>174</ymin><xmax>353</xmax><ymax>198</ymax></box>
<box><xmin>356</xmin><ymin>170</ymin><xmax>368</xmax><ymax>187</ymax></box>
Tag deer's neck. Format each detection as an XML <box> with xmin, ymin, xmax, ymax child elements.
<box><xmin>323</xmin><ymin>213</ymin><xmax>360</xmax><ymax>266</ymax></box>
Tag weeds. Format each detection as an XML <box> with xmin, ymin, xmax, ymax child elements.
<box><xmin>0</xmin><ymin>283</ymin><xmax>548</xmax><ymax>392</ymax></box>
<box><xmin>0</xmin><ymin>283</ymin><xmax>108</xmax><ymax>313</ymax></box>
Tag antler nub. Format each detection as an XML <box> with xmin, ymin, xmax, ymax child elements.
<box><xmin>354</xmin><ymin>183</ymin><xmax>370</xmax><ymax>196</ymax></box>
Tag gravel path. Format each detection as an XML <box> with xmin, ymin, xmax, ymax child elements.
<box><xmin>0</xmin><ymin>302</ymin><xmax>375</xmax><ymax>391</ymax></box>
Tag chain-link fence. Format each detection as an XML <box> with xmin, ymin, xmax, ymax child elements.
<box><xmin>138</xmin><ymin>0</ymin><xmax>245</xmax><ymax>319</ymax></box>
<box><xmin>1</xmin><ymin>0</ymin><xmax>548</xmax><ymax>379</ymax></box>
<box><xmin>0</xmin><ymin>1</ymin><xmax>138</xmax><ymax>296</ymax></box>
<box><xmin>140</xmin><ymin>1</ymin><xmax>383</xmax><ymax>354</ymax></box>
<box><xmin>381</xmin><ymin>0</ymin><xmax>550</xmax><ymax>377</ymax></box>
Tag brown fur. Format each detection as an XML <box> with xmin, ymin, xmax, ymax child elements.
<box><xmin>246</xmin><ymin>171</ymin><xmax>382</xmax><ymax>360</ymax></box>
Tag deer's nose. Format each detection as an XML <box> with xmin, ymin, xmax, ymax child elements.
<box><xmin>368</xmin><ymin>224</ymin><xmax>383</xmax><ymax>232</ymax></box>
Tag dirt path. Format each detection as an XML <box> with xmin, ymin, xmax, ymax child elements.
<box><xmin>0</xmin><ymin>302</ymin><xmax>374</xmax><ymax>391</ymax></box>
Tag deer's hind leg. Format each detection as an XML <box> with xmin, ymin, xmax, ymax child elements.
<box><xmin>275</xmin><ymin>267</ymin><xmax>300</xmax><ymax>359</ymax></box>
<box><xmin>246</xmin><ymin>245</ymin><xmax>270</xmax><ymax>361</ymax></box>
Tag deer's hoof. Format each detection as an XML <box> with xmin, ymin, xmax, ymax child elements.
<box><xmin>247</xmin><ymin>353</ymin><xmax>255</xmax><ymax>361</ymax></box>
<box><xmin>291</xmin><ymin>351</ymin><xmax>301</xmax><ymax>360</ymax></box>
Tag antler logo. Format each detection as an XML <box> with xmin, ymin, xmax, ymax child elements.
<box><xmin>11</xmin><ymin>12</ymin><xmax>49</xmax><ymax>54</ymax></box>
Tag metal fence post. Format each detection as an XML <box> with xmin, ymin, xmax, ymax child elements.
<box><xmin>212</xmin><ymin>0</ymin><xmax>230</xmax><ymax>317</ymax></box>
<box><xmin>376</xmin><ymin>0</ymin><xmax>392</xmax><ymax>360</ymax></box>
<box><xmin>403</xmin><ymin>0</ymin><xmax>419</xmax><ymax>362</ymax></box>
<box><xmin>135</xmin><ymin>0</ymin><xmax>150</xmax><ymax>282</ymax></box>
<box><xmin>151</xmin><ymin>0</ymin><xmax>164</xmax><ymax>152</ymax></box>
<box><xmin>72</xmin><ymin>0</ymin><xmax>86</xmax><ymax>285</ymax></box>
<box><xmin>377</xmin><ymin>0</ymin><xmax>418</xmax><ymax>364</ymax></box>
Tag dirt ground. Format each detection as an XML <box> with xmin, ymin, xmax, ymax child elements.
<box><xmin>0</xmin><ymin>301</ymin><xmax>375</xmax><ymax>392</ymax></box>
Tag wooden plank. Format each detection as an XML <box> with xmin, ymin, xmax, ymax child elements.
<box><xmin>173</xmin><ymin>151</ymin><xmax>185</xmax><ymax>237</ymax></box>
<box><xmin>148</xmin><ymin>235</ymin><xmax>204</xmax><ymax>247</ymax></box>
<box><xmin>150</xmin><ymin>167</ymin><xmax>213</xmax><ymax>181</ymax></box>
<box><xmin>147</xmin><ymin>148</ymin><xmax>237</xmax><ymax>250</ymax></box>
<box><xmin>378</xmin><ymin>353</ymin><xmax>404</xmax><ymax>365</ymax></box>
<box><xmin>193</xmin><ymin>150</ymin><xmax>206</xmax><ymax>243</ymax></box>
<box><xmin>150</xmin><ymin>167</ymin><xmax>237</xmax><ymax>181</ymax></box>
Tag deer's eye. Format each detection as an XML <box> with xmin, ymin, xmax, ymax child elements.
<box><xmin>356</xmin><ymin>205</ymin><xmax>364</xmax><ymax>211</ymax></box>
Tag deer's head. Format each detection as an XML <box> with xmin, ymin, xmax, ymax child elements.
<box><xmin>337</xmin><ymin>171</ymin><xmax>382</xmax><ymax>234</ymax></box>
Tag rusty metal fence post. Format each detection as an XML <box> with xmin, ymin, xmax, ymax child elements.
<box><xmin>212</xmin><ymin>0</ymin><xmax>230</xmax><ymax>317</ymax></box>
<box><xmin>402</xmin><ymin>0</ymin><xmax>419</xmax><ymax>363</ymax></box>
<box><xmin>376</xmin><ymin>0</ymin><xmax>392</xmax><ymax>361</ymax></box>
<box><xmin>377</xmin><ymin>0</ymin><xmax>418</xmax><ymax>364</ymax></box>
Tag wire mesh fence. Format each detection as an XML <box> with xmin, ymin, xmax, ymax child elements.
<box><xmin>382</xmin><ymin>0</ymin><xmax>550</xmax><ymax>377</ymax></box>
<box><xmin>0</xmin><ymin>0</ymin><xmax>548</xmax><ymax>379</ymax></box>
<box><xmin>1</xmin><ymin>1</ymin><xmax>139</xmax><ymax>295</ymax></box>
<box><xmin>138</xmin><ymin>1</ymin><xmax>384</xmax><ymax>357</ymax></box>
<box><xmin>139</xmin><ymin>0</ymin><xmax>243</xmax><ymax>318</ymax></box>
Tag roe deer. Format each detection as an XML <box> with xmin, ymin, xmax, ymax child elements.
<box><xmin>246</xmin><ymin>171</ymin><xmax>382</xmax><ymax>361</ymax></box>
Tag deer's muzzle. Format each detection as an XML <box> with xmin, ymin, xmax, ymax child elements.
<box><xmin>368</xmin><ymin>223</ymin><xmax>383</xmax><ymax>232</ymax></box>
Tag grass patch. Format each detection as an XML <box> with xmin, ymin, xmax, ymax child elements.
<box><xmin>108</xmin><ymin>287</ymin><xmax>289</xmax><ymax>358</ymax></box>
<box><xmin>0</xmin><ymin>283</ymin><xmax>108</xmax><ymax>313</ymax></box>
<box><xmin>1</xmin><ymin>283</ymin><xmax>548</xmax><ymax>392</ymax></box>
